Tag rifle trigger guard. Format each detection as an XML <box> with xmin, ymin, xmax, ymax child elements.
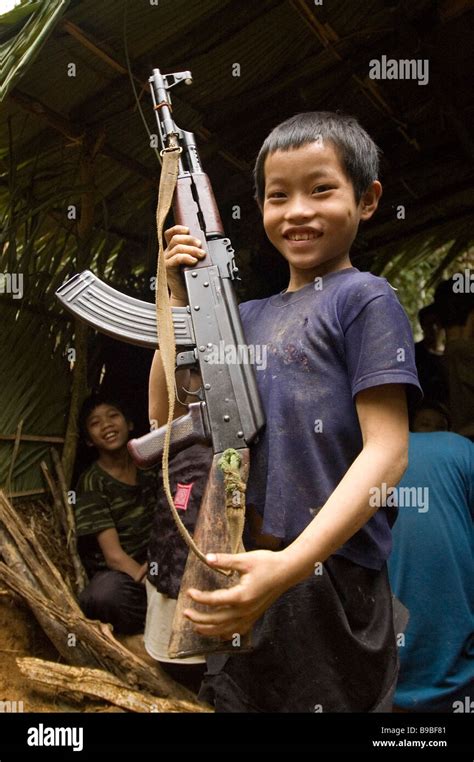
<box><xmin>182</xmin><ymin>384</ymin><xmax>204</xmax><ymax>402</ymax></box>
<box><xmin>174</xmin><ymin>382</ymin><xmax>204</xmax><ymax>406</ymax></box>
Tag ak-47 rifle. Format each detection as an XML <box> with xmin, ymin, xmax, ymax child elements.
<box><xmin>56</xmin><ymin>68</ymin><xmax>265</xmax><ymax>658</ymax></box>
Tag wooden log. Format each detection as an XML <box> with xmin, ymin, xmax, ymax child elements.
<box><xmin>0</xmin><ymin>563</ymin><xmax>201</xmax><ymax>703</ymax></box>
<box><xmin>0</xmin><ymin>487</ymin><xmax>75</xmax><ymax>602</ymax></box>
<box><xmin>17</xmin><ymin>657</ymin><xmax>211</xmax><ymax>713</ymax></box>
<box><xmin>0</xmin><ymin>490</ymin><xmax>204</xmax><ymax>705</ymax></box>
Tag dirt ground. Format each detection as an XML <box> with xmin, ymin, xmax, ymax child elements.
<box><xmin>0</xmin><ymin>592</ymin><xmax>121</xmax><ymax>712</ymax></box>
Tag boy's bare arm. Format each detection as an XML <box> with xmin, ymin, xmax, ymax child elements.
<box><xmin>96</xmin><ymin>527</ymin><xmax>146</xmax><ymax>582</ymax></box>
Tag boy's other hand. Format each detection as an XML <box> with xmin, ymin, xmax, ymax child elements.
<box><xmin>183</xmin><ymin>549</ymin><xmax>290</xmax><ymax>639</ymax></box>
<box><xmin>134</xmin><ymin>561</ymin><xmax>148</xmax><ymax>585</ymax></box>
<box><xmin>163</xmin><ymin>225</ymin><xmax>207</xmax><ymax>303</ymax></box>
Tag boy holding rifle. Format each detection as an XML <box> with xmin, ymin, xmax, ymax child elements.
<box><xmin>149</xmin><ymin>112</ymin><xmax>421</xmax><ymax>712</ymax></box>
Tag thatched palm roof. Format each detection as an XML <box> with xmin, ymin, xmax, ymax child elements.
<box><xmin>0</xmin><ymin>0</ymin><xmax>473</xmax><ymax>492</ymax></box>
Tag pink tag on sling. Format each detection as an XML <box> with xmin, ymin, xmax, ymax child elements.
<box><xmin>174</xmin><ymin>482</ymin><xmax>194</xmax><ymax>511</ymax></box>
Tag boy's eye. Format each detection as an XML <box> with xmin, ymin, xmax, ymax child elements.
<box><xmin>267</xmin><ymin>191</ymin><xmax>286</xmax><ymax>199</ymax></box>
<box><xmin>313</xmin><ymin>185</ymin><xmax>332</xmax><ymax>193</ymax></box>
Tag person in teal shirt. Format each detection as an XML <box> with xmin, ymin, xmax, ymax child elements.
<box><xmin>388</xmin><ymin>403</ymin><xmax>474</xmax><ymax>711</ymax></box>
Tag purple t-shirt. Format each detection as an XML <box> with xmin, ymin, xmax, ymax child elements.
<box><xmin>239</xmin><ymin>267</ymin><xmax>422</xmax><ymax>570</ymax></box>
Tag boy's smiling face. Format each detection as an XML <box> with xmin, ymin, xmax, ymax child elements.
<box><xmin>85</xmin><ymin>403</ymin><xmax>132</xmax><ymax>452</ymax></box>
<box><xmin>262</xmin><ymin>140</ymin><xmax>382</xmax><ymax>290</ymax></box>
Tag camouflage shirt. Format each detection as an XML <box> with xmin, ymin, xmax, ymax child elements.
<box><xmin>74</xmin><ymin>461</ymin><xmax>157</xmax><ymax>577</ymax></box>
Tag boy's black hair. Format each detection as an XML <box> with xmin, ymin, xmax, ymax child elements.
<box><xmin>254</xmin><ymin>111</ymin><xmax>381</xmax><ymax>208</ymax></box>
<box><xmin>78</xmin><ymin>393</ymin><xmax>132</xmax><ymax>442</ymax></box>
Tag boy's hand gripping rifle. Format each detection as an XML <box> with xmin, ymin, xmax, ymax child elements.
<box><xmin>56</xmin><ymin>68</ymin><xmax>265</xmax><ymax>658</ymax></box>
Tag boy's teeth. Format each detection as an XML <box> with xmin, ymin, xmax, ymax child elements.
<box><xmin>288</xmin><ymin>233</ymin><xmax>316</xmax><ymax>240</ymax></box>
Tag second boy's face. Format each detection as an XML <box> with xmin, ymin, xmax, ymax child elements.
<box><xmin>85</xmin><ymin>404</ymin><xmax>132</xmax><ymax>452</ymax></box>
<box><xmin>263</xmin><ymin>140</ymin><xmax>381</xmax><ymax>289</ymax></box>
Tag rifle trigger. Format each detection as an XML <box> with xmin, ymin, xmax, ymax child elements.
<box><xmin>181</xmin><ymin>385</ymin><xmax>205</xmax><ymax>402</ymax></box>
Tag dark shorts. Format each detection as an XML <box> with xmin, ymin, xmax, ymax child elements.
<box><xmin>79</xmin><ymin>570</ymin><xmax>147</xmax><ymax>635</ymax></box>
<box><xmin>199</xmin><ymin>556</ymin><xmax>399</xmax><ymax>712</ymax></box>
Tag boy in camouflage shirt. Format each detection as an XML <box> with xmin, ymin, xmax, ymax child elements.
<box><xmin>75</xmin><ymin>395</ymin><xmax>154</xmax><ymax>634</ymax></box>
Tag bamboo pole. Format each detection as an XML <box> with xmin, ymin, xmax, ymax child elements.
<box><xmin>51</xmin><ymin>447</ymin><xmax>88</xmax><ymax>594</ymax></box>
<box><xmin>61</xmin><ymin>135</ymin><xmax>99</xmax><ymax>487</ymax></box>
<box><xmin>0</xmin><ymin>434</ymin><xmax>65</xmax><ymax>443</ymax></box>
<box><xmin>6</xmin><ymin>419</ymin><xmax>23</xmax><ymax>497</ymax></box>
<box><xmin>41</xmin><ymin>460</ymin><xmax>69</xmax><ymax>550</ymax></box>
<box><xmin>61</xmin><ymin>320</ymin><xmax>87</xmax><ymax>487</ymax></box>
<box><xmin>5</xmin><ymin>489</ymin><xmax>48</xmax><ymax>498</ymax></box>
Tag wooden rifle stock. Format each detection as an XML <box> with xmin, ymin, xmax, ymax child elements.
<box><xmin>168</xmin><ymin>450</ymin><xmax>252</xmax><ymax>659</ymax></box>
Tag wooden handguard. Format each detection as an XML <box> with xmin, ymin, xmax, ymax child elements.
<box><xmin>174</xmin><ymin>174</ymin><xmax>225</xmax><ymax>268</ymax></box>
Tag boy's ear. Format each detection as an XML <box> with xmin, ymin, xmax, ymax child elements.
<box><xmin>85</xmin><ymin>438</ymin><xmax>94</xmax><ymax>448</ymax></box>
<box><xmin>359</xmin><ymin>180</ymin><xmax>382</xmax><ymax>221</ymax></box>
